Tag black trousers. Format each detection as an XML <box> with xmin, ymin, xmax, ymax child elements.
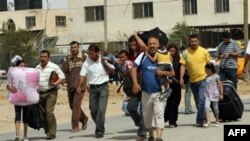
<box><xmin>164</xmin><ymin>83</ymin><xmax>182</xmax><ymax>125</ymax></box>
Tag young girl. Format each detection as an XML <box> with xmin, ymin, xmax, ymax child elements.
<box><xmin>203</xmin><ymin>63</ymin><xmax>223</xmax><ymax>127</ymax></box>
<box><xmin>6</xmin><ymin>60</ymin><xmax>29</xmax><ymax>141</ymax></box>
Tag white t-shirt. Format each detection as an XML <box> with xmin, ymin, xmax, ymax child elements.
<box><xmin>80</xmin><ymin>57</ymin><xmax>109</xmax><ymax>85</ymax></box>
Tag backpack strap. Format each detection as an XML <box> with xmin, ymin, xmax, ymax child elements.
<box><xmin>138</xmin><ymin>53</ymin><xmax>146</xmax><ymax>71</ymax></box>
<box><xmin>182</xmin><ymin>49</ymin><xmax>188</xmax><ymax>63</ymax></box>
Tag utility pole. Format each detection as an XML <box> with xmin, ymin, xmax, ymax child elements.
<box><xmin>42</xmin><ymin>0</ymin><xmax>49</xmax><ymax>50</ymax></box>
<box><xmin>104</xmin><ymin>0</ymin><xmax>108</xmax><ymax>49</ymax></box>
<box><xmin>244</xmin><ymin>0</ymin><xmax>248</xmax><ymax>50</ymax></box>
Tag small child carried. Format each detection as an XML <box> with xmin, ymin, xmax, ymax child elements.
<box><xmin>146</xmin><ymin>46</ymin><xmax>173</xmax><ymax>99</ymax></box>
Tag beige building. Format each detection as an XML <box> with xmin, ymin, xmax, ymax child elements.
<box><xmin>67</xmin><ymin>0</ymin><xmax>248</xmax><ymax>48</ymax></box>
<box><xmin>1</xmin><ymin>0</ymin><xmax>249</xmax><ymax>51</ymax></box>
<box><xmin>0</xmin><ymin>0</ymin><xmax>69</xmax><ymax>49</ymax></box>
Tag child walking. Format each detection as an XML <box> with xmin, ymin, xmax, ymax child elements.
<box><xmin>203</xmin><ymin>63</ymin><xmax>223</xmax><ymax>127</ymax></box>
<box><xmin>6</xmin><ymin>60</ymin><xmax>29</xmax><ymax>141</ymax></box>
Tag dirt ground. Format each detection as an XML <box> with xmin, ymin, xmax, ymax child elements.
<box><xmin>0</xmin><ymin>80</ymin><xmax>250</xmax><ymax>133</ymax></box>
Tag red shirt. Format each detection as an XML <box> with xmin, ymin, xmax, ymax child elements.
<box><xmin>128</xmin><ymin>51</ymin><xmax>141</xmax><ymax>62</ymax></box>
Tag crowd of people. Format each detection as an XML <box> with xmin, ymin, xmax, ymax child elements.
<box><xmin>6</xmin><ymin>31</ymin><xmax>246</xmax><ymax>141</ymax></box>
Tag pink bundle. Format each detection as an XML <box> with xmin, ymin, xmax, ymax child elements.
<box><xmin>7</xmin><ymin>67</ymin><xmax>40</xmax><ymax>106</ymax></box>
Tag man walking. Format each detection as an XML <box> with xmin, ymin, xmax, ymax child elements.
<box><xmin>36</xmin><ymin>50</ymin><xmax>65</xmax><ymax>140</ymax></box>
<box><xmin>131</xmin><ymin>35</ymin><xmax>175</xmax><ymax>141</ymax></box>
<box><xmin>76</xmin><ymin>44</ymin><xmax>113</xmax><ymax>138</ymax></box>
<box><xmin>216</xmin><ymin>32</ymin><xmax>242</xmax><ymax>89</ymax></box>
<box><xmin>62</xmin><ymin>41</ymin><xmax>88</xmax><ymax>132</ymax></box>
<box><xmin>180</xmin><ymin>34</ymin><xmax>211</xmax><ymax>127</ymax></box>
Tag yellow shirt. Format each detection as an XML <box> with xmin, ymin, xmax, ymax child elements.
<box><xmin>180</xmin><ymin>46</ymin><xmax>211</xmax><ymax>83</ymax></box>
<box><xmin>156</xmin><ymin>52</ymin><xmax>172</xmax><ymax>64</ymax></box>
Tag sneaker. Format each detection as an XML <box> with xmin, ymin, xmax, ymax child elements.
<box><xmin>214</xmin><ymin>122</ymin><xmax>220</xmax><ymax>127</ymax></box>
<box><xmin>203</xmin><ymin>123</ymin><xmax>210</xmax><ymax>128</ymax></box>
<box><xmin>159</xmin><ymin>88</ymin><xmax>172</xmax><ymax>100</ymax></box>
<box><xmin>23</xmin><ymin>138</ymin><xmax>29</xmax><ymax>141</ymax></box>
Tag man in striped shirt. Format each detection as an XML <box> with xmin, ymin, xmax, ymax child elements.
<box><xmin>36</xmin><ymin>50</ymin><xmax>65</xmax><ymax>140</ymax></box>
<box><xmin>216</xmin><ymin>32</ymin><xmax>242</xmax><ymax>89</ymax></box>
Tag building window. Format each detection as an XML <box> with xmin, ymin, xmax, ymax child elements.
<box><xmin>133</xmin><ymin>2</ymin><xmax>153</xmax><ymax>19</ymax></box>
<box><xmin>215</xmin><ymin>0</ymin><xmax>229</xmax><ymax>13</ymax></box>
<box><xmin>0</xmin><ymin>0</ymin><xmax>7</xmax><ymax>12</ymax></box>
<box><xmin>183</xmin><ymin>0</ymin><xmax>197</xmax><ymax>15</ymax></box>
<box><xmin>15</xmin><ymin>0</ymin><xmax>42</xmax><ymax>10</ymax></box>
<box><xmin>26</xmin><ymin>16</ymin><xmax>36</xmax><ymax>27</ymax></box>
<box><xmin>56</xmin><ymin>16</ymin><xmax>66</xmax><ymax>27</ymax></box>
<box><xmin>85</xmin><ymin>6</ymin><xmax>104</xmax><ymax>22</ymax></box>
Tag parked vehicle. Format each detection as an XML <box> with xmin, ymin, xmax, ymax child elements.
<box><xmin>50</xmin><ymin>54</ymin><xmax>68</xmax><ymax>68</ymax></box>
<box><xmin>0</xmin><ymin>69</ymin><xmax>7</xmax><ymax>78</ymax></box>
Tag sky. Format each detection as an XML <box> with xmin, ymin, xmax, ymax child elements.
<box><xmin>43</xmin><ymin>0</ymin><xmax>68</xmax><ymax>9</ymax></box>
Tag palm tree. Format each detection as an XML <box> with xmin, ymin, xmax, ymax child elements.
<box><xmin>169</xmin><ymin>22</ymin><xmax>197</xmax><ymax>49</ymax></box>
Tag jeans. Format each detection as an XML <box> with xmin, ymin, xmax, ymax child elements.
<box><xmin>127</xmin><ymin>96</ymin><xmax>146</xmax><ymax>136</ymax></box>
<box><xmin>89</xmin><ymin>84</ymin><xmax>109</xmax><ymax>135</ymax></box>
<box><xmin>14</xmin><ymin>105</ymin><xmax>29</xmax><ymax>123</ymax></box>
<box><xmin>219</xmin><ymin>68</ymin><xmax>237</xmax><ymax>89</ymax></box>
<box><xmin>68</xmin><ymin>89</ymin><xmax>88</xmax><ymax>129</ymax></box>
<box><xmin>184</xmin><ymin>80</ymin><xmax>193</xmax><ymax>113</ymax></box>
<box><xmin>190</xmin><ymin>80</ymin><xmax>206</xmax><ymax>125</ymax></box>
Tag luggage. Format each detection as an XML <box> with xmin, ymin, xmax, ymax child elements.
<box><xmin>219</xmin><ymin>80</ymin><xmax>244</xmax><ymax>121</ymax></box>
<box><xmin>139</xmin><ymin>27</ymin><xmax>168</xmax><ymax>46</ymax></box>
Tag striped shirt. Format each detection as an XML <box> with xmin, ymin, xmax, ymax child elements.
<box><xmin>36</xmin><ymin>61</ymin><xmax>65</xmax><ymax>92</ymax></box>
<box><xmin>62</xmin><ymin>52</ymin><xmax>87</xmax><ymax>91</ymax></box>
<box><xmin>216</xmin><ymin>40</ymin><xmax>242</xmax><ymax>69</ymax></box>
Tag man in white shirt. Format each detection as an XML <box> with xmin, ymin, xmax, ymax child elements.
<box><xmin>77</xmin><ymin>44</ymin><xmax>111</xmax><ymax>138</ymax></box>
<box><xmin>36</xmin><ymin>50</ymin><xmax>65</xmax><ymax>140</ymax></box>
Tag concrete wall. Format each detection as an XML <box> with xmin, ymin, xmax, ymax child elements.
<box><xmin>66</xmin><ymin>0</ymin><xmax>248</xmax><ymax>45</ymax></box>
<box><xmin>0</xmin><ymin>0</ymin><xmax>249</xmax><ymax>46</ymax></box>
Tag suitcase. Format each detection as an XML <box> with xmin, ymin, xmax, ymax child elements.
<box><xmin>219</xmin><ymin>80</ymin><xmax>244</xmax><ymax>121</ymax></box>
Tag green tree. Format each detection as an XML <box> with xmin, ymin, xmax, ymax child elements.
<box><xmin>169</xmin><ymin>22</ymin><xmax>198</xmax><ymax>49</ymax></box>
<box><xmin>0</xmin><ymin>29</ymin><xmax>38</xmax><ymax>70</ymax></box>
